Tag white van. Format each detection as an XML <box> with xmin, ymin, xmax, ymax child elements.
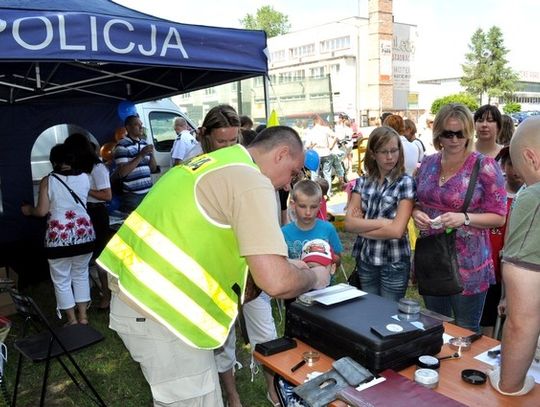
<box><xmin>30</xmin><ymin>98</ymin><xmax>196</xmax><ymax>201</ymax></box>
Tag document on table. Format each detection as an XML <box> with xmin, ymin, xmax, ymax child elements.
<box><xmin>475</xmin><ymin>345</ymin><xmax>540</xmax><ymax>384</ymax></box>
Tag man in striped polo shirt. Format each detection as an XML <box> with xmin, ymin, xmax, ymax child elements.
<box><xmin>113</xmin><ymin>115</ymin><xmax>158</xmax><ymax>214</ymax></box>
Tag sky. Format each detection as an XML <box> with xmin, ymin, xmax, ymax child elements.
<box><xmin>115</xmin><ymin>0</ymin><xmax>539</xmax><ymax>79</ymax></box>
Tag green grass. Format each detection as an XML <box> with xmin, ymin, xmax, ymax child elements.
<box><xmin>2</xmin><ymin>229</ymin><xmax>421</xmax><ymax>406</ymax></box>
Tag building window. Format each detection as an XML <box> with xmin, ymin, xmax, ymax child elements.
<box><xmin>310</xmin><ymin>93</ymin><xmax>330</xmax><ymax>99</ymax></box>
<box><xmin>330</xmin><ymin>64</ymin><xmax>340</xmax><ymax>74</ymax></box>
<box><xmin>181</xmin><ymin>92</ymin><xmax>191</xmax><ymax>99</ymax></box>
<box><xmin>278</xmin><ymin>70</ymin><xmax>305</xmax><ymax>84</ymax></box>
<box><xmin>271</xmin><ymin>50</ymin><xmax>286</xmax><ymax>62</ymax></box>
<box><xmin>320</xmin><ymin>36</ymin><xmax>351</xmax><ymax>53</ymax></box>
<box><xmin>289</xmin><ymin>44</ymin><xmax>315</xmax><ymax>59</ymax></box>
<box><xmin>280</xmin><ymin>95</ymin><xmax>306</xmax><ymax>101</ymax></box>
<box><xmin>204</xmin><ymin>87</ymin><xmax>216</xmax><ymax>95</ymax></box>
<box><xmin>309</xmin><ymin>67</ymin><xmax>325</xmax><ymax>78</ymax></box>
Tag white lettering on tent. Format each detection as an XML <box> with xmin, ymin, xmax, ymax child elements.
<box><xmin>58</xmin><ymin>15</ymin><xmax>85</xmax><ymax>51</ymax></box>
<box><xmin>161</xmin><ymin>27</ymin><xmax>188</xmax><ymax>58</ymax></box>
<box><xmin>13</xmin><ymin>17</ymin><xmax>53</xmax><ymax>50</ymax></box>
<box><xmin>104</xmin><ymin>19</ymin><xmax>135</xmax><ymax>54</ymax></box>
<box><xmin>90</xmin><ymin>17</ymin><xmax>98</xmax><ymax>51</ymax></box>
<box><xmin>138</xmin><ymin>24</ymin><xmax>157</xmax><ymax>56</ymax></box>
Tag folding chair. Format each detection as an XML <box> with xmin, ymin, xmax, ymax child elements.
<box><xmin>8</xmin><ymin>289</ymin><xmax>106</xmax><ymax>407</ymax></box>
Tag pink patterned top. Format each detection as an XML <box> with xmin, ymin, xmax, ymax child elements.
<box><xmin>415</xmin><ymin>152</ymin><xmax>506</xmax><ymax>295</ymax></box>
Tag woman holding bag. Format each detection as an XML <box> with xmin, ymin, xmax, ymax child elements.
<box><xmin>412</xmin><ymin>103</ymin><xmax>506</xmax><ymax>333</ymax></box>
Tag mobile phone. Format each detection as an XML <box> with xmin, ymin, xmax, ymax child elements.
<box><xmin>254</xmin><ymin>337</ymin><xmax>297</xmax><ymax>356</ymax></box>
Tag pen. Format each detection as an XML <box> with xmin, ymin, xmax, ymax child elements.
<box><xmin>291</xmin><ymin>359</ymin><xmax>306</xmax><ymax>372</ymax></box>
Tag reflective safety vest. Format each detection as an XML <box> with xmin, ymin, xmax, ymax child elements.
<box><xmin>97</xmin><ymin>145</ymin><xmax>258</xmax><ymax>349</ymax></box>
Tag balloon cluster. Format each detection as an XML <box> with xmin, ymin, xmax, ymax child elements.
<box><xmin>99</xmin><ymin>100</ymin><xmax>137</xmax><ymax>160</ymax></box>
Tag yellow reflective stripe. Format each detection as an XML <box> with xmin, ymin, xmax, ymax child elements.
<box><xmin>124</xmin><ymin>212</ymin><xmax>237</xmax><ymax>319</ymax></box>
<box><xmin>108</xmin><ymin>234</ymin><xmax>229</xmax><ymax>343</ymax></box>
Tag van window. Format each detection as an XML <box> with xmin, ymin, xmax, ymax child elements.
<box><xmin>148</xmin><ymin>112</ymin><xmax>193</xmax><ymax>153</ymax></box>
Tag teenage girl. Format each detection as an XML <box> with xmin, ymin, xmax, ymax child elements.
<box><xmin>344</xmin><ymin>126</ymin><xmax>416</xmax><ymax>301</ymax></box>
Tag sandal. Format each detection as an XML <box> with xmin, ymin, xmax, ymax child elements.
<box><xmin>64</xmin><ymin>320</ymin><xmax>78</xmax><ymax>327</ymax></box>
<box><xmin>78</xmin><ymin>318</ymin><xmax>89</xmax><ymax>325</ymax></box>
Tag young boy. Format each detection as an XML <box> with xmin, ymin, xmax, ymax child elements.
<box><xmin>282</xmin><ymin>180</ymin><xmax>343</xmax><ymax>267</ymax></box>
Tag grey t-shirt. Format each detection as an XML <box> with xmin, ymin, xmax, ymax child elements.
<box><xmin>502</xmin><ymin>182</ymin><xmax>540</xmax><ymax>271</ymax></box>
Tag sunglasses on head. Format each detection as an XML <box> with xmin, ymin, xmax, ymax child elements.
<box><xmin>440</xmin><ymin>130</ymin><xmax>466</xmax><ymax>139</ymax></box>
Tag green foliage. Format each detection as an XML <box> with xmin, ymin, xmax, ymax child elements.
<box><xmin>431</xmin><ymin>93</ymin><xmax>479</xmax><ymax>115</ymax></box>
<box><xmin>240</xmin><ymin>5</ymin><xmax>290</xmax><ymax>37</ymax></box>
<box><xmin>503</xmin><ymin>102</ymin><xmax>521</xmax><ymax>114</ymax></box>
<box><xmin>460</xmin><ymin>26</ymin><xmax>519</xmax><ymax>103</ymax></box>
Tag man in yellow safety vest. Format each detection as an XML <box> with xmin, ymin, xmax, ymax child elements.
<box><xmin>97</xmin><ymin>126</ymin><xmax>332</xmax><ymax>406</ymax></box>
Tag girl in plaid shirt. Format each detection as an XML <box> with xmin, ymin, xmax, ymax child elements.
<box><xmin>345</xmin><ymin>126</ymin><xmax>416</xmax><ymax>301</ymax></box>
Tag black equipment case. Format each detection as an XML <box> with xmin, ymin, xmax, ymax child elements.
<box><xmin>285</xmin><ymin>294</ymin><xmax>444</xmax><ymax>372</ymax></box>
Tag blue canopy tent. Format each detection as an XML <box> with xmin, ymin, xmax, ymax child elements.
<box><xmin>0</xmin><ymin>0</ymin><xmax>268</xmax><ymax>282</ymax></box>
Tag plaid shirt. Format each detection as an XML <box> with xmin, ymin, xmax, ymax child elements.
<box><xmin>351</xmin><ymin>174</ymin><xmax>416</xmax><ymax>265</ymax></box>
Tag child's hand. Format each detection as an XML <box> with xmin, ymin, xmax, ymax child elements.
<box><xmin>351</xmin><ymin>207</ymin><xmax>362</xmax><ymax>217</ymax></box>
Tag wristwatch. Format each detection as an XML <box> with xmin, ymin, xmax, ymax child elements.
<box><xmin>463</xmin><ymin>212</ymin><xmax>470</xmax><ymax>226</ymax></box>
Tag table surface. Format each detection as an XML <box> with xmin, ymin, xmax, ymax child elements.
<box><xmin>254</xmin><ymin>322</ymin><xmax>540</xmax><ymax>407</ymax></box>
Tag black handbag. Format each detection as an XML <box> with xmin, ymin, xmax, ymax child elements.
<box><xmin>414</xmin><ymin>157</ymin><xmax>481</xmax><ymax>296</ymax></box>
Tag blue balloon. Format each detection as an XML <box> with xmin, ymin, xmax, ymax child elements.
<box><xmin>304</xmin><ymin>149</ymin><xmax>320</xmax><ymax>171</ymax></box>
<box><xmin>117</xmin><ymin>100</ymin><xmax>138</xmax><ymax>122</ymax></box>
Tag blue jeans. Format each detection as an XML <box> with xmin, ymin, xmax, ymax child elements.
<box><xmin>357</xmin><ymin>259</ymin><xmax>410</xmax><ymax>302</ymax></box>
<box><xmin>423</xmin><ymin>291</ymin><xmax>487</xmax><ymax>333</ymax></box>
<box><xmin>120</xmin><ymin>192</ymin><xmax>146</xmax><ymax>215</ymax></box>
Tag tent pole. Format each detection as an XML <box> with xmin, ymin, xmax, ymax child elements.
<box><xmin>263</xmin><ymin>75</ymin><xmax>270</xmax><ymax>123</ymax></box>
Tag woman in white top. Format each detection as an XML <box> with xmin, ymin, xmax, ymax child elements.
<box><xmin>22</xmin><ymin>144</ymin><xmax>95</xmax><ymax>325</ymax></box>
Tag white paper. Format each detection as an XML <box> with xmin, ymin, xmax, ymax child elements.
<box><xmin>297</xmin><ymin>283</ymin><xmax>367</xmax><ymax>306</ymax></box>
<box><xmin>474</xmin><ymin>345</ymin><xmax>540</xmax><ymax>384</ymax></box>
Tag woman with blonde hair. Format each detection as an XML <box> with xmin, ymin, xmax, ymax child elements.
<box><xmin>412</xmin><ymin>103</ymin><xmax>507</xmax><ymax>333</ymax></box>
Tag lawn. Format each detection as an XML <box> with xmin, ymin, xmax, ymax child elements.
<box><xmin>2</xmin><ymin>227</ymin><xmax>421</xmax><ymax>406</ymax></box>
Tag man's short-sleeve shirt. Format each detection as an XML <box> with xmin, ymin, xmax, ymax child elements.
<box><xmin>171</xmin><ymin>130</ymin><xmax>197</xmax><ymax>163</ymax></box>
<box><xmin>502</xmin><ymin>182</ymin><xmax>540</xmax><ymax>272</ymax></box>
<box><xmin>114</xmin><ymin>137</ymin><xmax>153</xmax><ymax>194</ymax></box>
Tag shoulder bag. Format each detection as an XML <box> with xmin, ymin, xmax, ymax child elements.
<box><xmin>414</xmin><ymin>157</ymin><xmax>481</xmax><ymax>296</ymax></box>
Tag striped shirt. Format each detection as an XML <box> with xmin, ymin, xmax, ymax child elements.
<box><xmin>113</xmin><ymin>137</ymin><xmax>153</xmax><ymax>194</ymax></box>
<box><xmin>351</xmin><ymin>174</ymin><xmax>415</xmax><ymax>265</ymax></box>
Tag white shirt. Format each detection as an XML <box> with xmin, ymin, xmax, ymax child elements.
<box><xmin>400</xmin><ymin>136</ymin><xmax>419</xmax><ymax>175</ymax></box>
<box><xmin>305</xmin><ymin>124</ymin><xmax>334</xmax><ymax>157</ymax></box>
<box><xmin>87</xmin><ymin>162</ymin><xmax>110</xmax><ymax>203</ymax></box>
<box><xmin>171</xmin><ymin>130</ymin><xmax>197</xmax><ymax>164</ymax></box>
<box><xmin>412</xmin><ymin>139</ymin><xmax>425</xmax><ymax>163</ymax></box>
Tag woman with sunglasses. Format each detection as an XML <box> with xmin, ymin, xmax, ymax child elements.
<box><xmin>412</xmin><ymin>103</ymin><xmax>507</xmax><ymax>333</ymax></box>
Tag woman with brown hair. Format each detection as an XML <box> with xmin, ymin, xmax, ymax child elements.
<box><xmin>345</xmin><ymin>126</ymin><xmax>415</xmax><ymax>301</ymax></box>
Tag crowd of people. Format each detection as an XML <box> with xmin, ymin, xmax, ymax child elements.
<box><xmin>20</xmin><ymin>102</ymin><xmax>539</xmax><ymax>404</ymax></box>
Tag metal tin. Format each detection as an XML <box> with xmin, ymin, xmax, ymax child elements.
<box><xmin>414</xmin><ymin>368</ymin><xmax>439</xmax><ymax>389</ymax></box>
<box><xmin>416</xmin><ymin>355</ymin><xmax>440</xmax><ymax>371</ymax></box>
<box><xmin>398</xmin><ymin>298</ymin><xmax>421</xmax><ymax>314</ymax></box>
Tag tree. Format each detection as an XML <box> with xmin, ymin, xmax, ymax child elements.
<box><xmin>503</xmin><ymin>102</ymin><xmax>521</xmax><ymax>114</ymax></box>
<box><xmin>460</xmin><ymin>26</ymin><xmax>519</xmax><ymax>104</ymax></box>
<box><xmin>431</xmin><ymin>93</ymin><xmax>479</xmax><ymax>115</ymax></box>
<box><xmin>240</xmin><ymin>6</ymin><xmax>290</xmax><ymax>37</ymax></box>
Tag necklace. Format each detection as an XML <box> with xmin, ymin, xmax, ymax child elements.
<box><xmin>440</xmin><ymin>155</ymin><xmax>467</xmax><ymax>185</ymax></box>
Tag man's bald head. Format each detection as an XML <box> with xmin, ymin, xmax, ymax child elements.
<box><xmin>510</xmin><ymin>116</ymin><xmax>540</xmax><ymax>185</ymax></box>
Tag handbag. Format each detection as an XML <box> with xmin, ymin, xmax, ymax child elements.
<box><xmin>414</xmin><ymin>157</ymin><xmax>481</xmax><ymax>296</ymax></box>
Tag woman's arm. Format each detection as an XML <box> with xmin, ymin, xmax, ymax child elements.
<box><xmin>344</xmin><ymin>192</ymin><xmax>391</xmax><ymax>234</ymax></box>
<box><xmin>361</xmin><ymin>199</ymin><xmax>414</xmax><ymax>240</ymax></box>
<box><xmin>21</xmin><ymin>176</ymin><xmax>50</xmax><ymax>217</ymax></box>
<box><xmin>439</xmin><ymin>211</ymin><xmax>505</xmax><ymax>229</ymax></box>
<box><xmin>89</xmin><ymin>187</ymin><xmax>112</xmax><ymax>202</ymax></box>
